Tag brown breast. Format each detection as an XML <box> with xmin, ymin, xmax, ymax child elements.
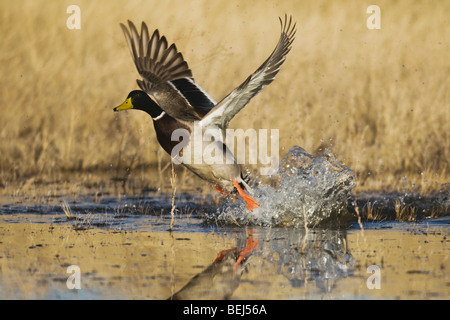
<box><xmin>153</xmin><ymin>114</ymin><xmax>191</xmax><ymax>156</ymax></box>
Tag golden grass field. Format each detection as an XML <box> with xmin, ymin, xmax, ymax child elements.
<box><xmin>0</xmin><ymin>0</ymin><xmax>448</xmax><ymax>196</ymax></box>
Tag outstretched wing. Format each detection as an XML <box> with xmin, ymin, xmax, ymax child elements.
<box><xmin>120</xmin><ymin>21</ymin><xmax>216</xmax><ymax>119</ymax></box>
<box><xmin>199</xmin><ymin>15</ymin><xmax>296</xmax><ymax>129</ymax></box>
<box><xmin>120</xmin><ymin>20</ymin><xmax>193</xmax><ymax>84</ymax></box>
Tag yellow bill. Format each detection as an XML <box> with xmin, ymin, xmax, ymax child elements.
<box><xmin>113</xmin><ymin>97</ymin><xmax>133</xmax><ymax>112</ymax></box>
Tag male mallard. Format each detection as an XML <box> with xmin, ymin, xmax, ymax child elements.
<box><xmin>114</xmin><ymin>15</ymin><xmax>296</xmax><ymax>211</ymax></box>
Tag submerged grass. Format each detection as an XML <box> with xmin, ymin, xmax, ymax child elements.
<box><xmin>0</xmin><ymin>0</ymin><xmax>448</xmax><ymax>196</ymax></box>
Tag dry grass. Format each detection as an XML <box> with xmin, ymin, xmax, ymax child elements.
<box><xmin>0</xmin><ymin>0</ymin><xmax>448</xmax><ymax>196</ymax></box>
<box><xmin>61</xmin><ymin>200</ymin><xmax>75</xmax><ymax>220</ymax></box>
<box><xmin>394</xmin><ymin>199</ymin><xmax>416</xmax><ymax>222</ymax></box>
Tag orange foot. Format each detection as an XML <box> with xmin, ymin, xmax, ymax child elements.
<box><xmin>232</xmin><ymin>180</ymin><xmax>260</xmax><ymax>211</ymax></box>
<box><xmin>213</xmin><ymin>247</ymin><xmax>237</xmax><ymax>264</ymax></box>
<box><xmin>215</xmin><ymin>185</ymin><xmax>237</xmax><ymax>198</ymax></box>
<box><xmin>233</xmin><ymin>234</ymin><xmax>260</xmax><ymax>272</ymax></box>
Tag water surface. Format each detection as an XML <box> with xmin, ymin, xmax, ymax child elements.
<box><xmin>0</xmin><ymin>146</ymin><xmax>448</xmax><ymax>299</ymax></box>
<box><xmin>0</xmin><ymin>196</ymin><xmax>448</xmax><ymax>299</ymax></box>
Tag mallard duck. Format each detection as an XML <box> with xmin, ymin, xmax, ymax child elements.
<box><xmin>114</xmin><ymin>15</ymin><xmax>296</xmax><ymax>211</ymax></box>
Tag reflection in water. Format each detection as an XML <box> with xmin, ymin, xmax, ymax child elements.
<box><xmin>264</xmin><ymin>228</ymin><xmax>353</xmax><ymax>293</ymax></box>
<box><xmin>170</xmin><ymin>227</ymin><xmax>353</xmax><ymax>299</ymax></box>
<box><xmin>170</xmin><ymin>230</ymin><xmax>259</xmax><ymax>300</ymax></box>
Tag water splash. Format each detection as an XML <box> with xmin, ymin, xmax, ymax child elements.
<box><xmin>211</xmin><ymin>146</ymin><xmax>356</xmax><ymax>228</ymax></box>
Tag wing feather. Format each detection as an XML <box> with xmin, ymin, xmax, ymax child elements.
<box><xmin>120</xmin><ymin>21</ymin><xmax>193</xmax><ymax>85</ymax></box>
<box><xmin>200</xmin><ymin>15</ymin><xmax>296</xmax><ymax>129</ymax></box>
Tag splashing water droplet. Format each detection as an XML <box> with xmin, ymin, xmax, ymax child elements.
<box><xmin>211</xmin><ymin>146</ymin><xmax>356</xmax><ymax>228</ymax></box>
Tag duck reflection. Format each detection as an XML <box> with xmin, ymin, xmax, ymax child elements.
<box><xmin>169</xmin><ymin>227</ymin><xmax>353</xmax><ymax>299</ymax></box>
<box><xmin>170</xmin><ymin>230</ymin><xmax>259</xmax><ymax>300</ymax></box>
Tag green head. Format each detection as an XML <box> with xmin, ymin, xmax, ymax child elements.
<box><xmin>114</xmin><ymin>90</ymin><xmax>164</xmax><ymax>119</ymax></box>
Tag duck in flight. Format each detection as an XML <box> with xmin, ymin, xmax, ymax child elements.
<box><xmin>114</xmin><ymin>15</ymin><xmax>296</xmax><ymax>211</ymax></box>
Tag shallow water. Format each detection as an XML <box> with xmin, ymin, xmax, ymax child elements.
<box><xmin>0</xmin><ymin>194</ymin><xmax>448</xmax><ymax>300</ymax></box>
